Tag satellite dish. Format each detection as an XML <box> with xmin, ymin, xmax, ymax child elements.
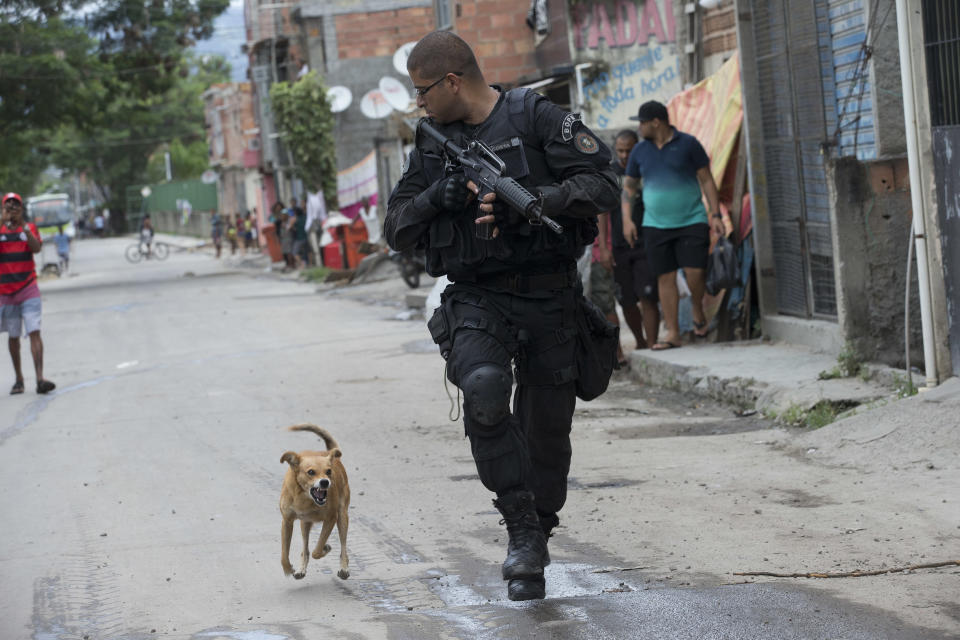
<box><xmin>379</xmin><ymin>76</ymin><xmax>412</xmax><ymax>112</ymax></box>
<box><xmin>140</xmin><ymin>186</ymin><xmax>152</xmax><ymax>198</ymax></box>
<box><xmin>360</xmin><ymin>89</ymin><xmax>393</xmax><ymax>119</ymax></box>
<box><xmin>201</xmin><ymin>169</ymin><xmax>219</xmax><ymax>184</ymax></box>
<box><xmin>327</xmin><ymin>86</ymin><xmax>352</xmax><ymax>113</ymax></box>
<box><xmin>393</xmin><ymin>41</ymin><xmax>416</xmax><ymax>75</ymax></box>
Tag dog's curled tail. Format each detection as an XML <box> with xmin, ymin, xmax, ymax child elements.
<box><xmin>287</xmin><ymin>423</ymin><xmax>340</xmax><ymax>451</ymax></box>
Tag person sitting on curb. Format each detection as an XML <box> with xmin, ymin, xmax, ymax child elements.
<box><xmin>0</xmin><ymin>193</ymin><xmax>56</xmax><ymax>394</ymax></box>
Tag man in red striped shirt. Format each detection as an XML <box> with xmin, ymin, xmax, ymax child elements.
<box><xmin>0</xmin><ymin>193</ymin><xmax>55</xmax><ymax>394</ymax></box>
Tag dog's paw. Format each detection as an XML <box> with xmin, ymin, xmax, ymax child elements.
<box><xmin>282</xmin><ymin>565</ymin><xmax>294</xmax><ymax>577</ymax></box>
<box><xmin>312</xmin><ymin>544</ymin><xmax>331</xmax><ymax>559</ymax></box>
<box><xmin>337</xmin><ymin>569</ymin><xmax>350</xmax><ymax>580</ymax></box>
<box><xmin>293</xmin><ymin>571</ymin><xmax>306</xmax><ymax>580</ymax></box>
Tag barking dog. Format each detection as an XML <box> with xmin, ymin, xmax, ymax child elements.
<box><xmin>279</xmin><ymin>424</ymin><xmax>350</xmax><ymax>580</ymax></box>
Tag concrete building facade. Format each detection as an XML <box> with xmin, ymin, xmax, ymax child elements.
<box><xmin>733</xmin><ymin>0</ymin><xmax>955</xmax><ymax>381</ymax></box>
<box><xmin>202</xmin><ymin>82</ymin><xmax>262</xmax><ymax>222</ymax></box>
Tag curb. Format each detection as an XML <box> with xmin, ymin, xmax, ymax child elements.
<box><xmin>625</xmin><ymin>346</ymin><xmax>904</xmax><ymax>421</ymax></box>
<box><xmin>625</xmin><ymin>353</ymin><xmax>765</xmax><ymax>411</ymax></box>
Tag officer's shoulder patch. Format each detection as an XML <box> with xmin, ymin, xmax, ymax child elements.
<box><xmin>561</xmin><ymin>113</ymin><xmax>580</xmax><ymax>142</ymax></box>
<box><xmin>574</xmin><ymin>131</ymin><xmax>600</xmax><ymax>154</ymax></box>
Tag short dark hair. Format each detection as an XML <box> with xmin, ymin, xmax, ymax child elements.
<box><xmin>631</xmin><ymin>100</ymin><xmax>670</xmax><ymax>124</ymax></box>
<box><xmin>615</xmin><ymin>129</ymin><xmax>639</xmax><ymax>144</ymax></box>
<box><xmin>407</xmin><ymin>31</ymin><xmax>482</xmax><ymax>81</ymax></box>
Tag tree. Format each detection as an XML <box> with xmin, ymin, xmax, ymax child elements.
<box><xmin>1</xmin><ymin>1</ymin><xmax>229</xmax><ymax>229</ymax></box>
<box><xmin>0</xmin><ymin>6</ymin><xmax>103</xmax><ymax>193</ymax></box>
<box><xmin>270</xmin><ymin>71</ymin><xmax>339</xmax><ymax>209</ymax></box>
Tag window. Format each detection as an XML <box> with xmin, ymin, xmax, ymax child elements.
<box><xmin>435</xmin><ymin>0</ymin><xmax>452</xmax><ymax>30</ymax></box>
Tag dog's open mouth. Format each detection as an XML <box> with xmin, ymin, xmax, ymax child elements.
<box><xmin>310</xmin><ymin>486</ymin><xmax>328</xmax><ymax>506</ymax></box>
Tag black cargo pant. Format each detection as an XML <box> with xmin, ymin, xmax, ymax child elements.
<box><xmin>429</xmin><ymin>281</ymin><xmax>579</xmax><ymax>531</ymax></box>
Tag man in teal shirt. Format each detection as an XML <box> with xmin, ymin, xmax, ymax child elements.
<box><xmin>622</xmin><ymin>101</ymin><xmax>724</xmax><ymax>349</ymax></box>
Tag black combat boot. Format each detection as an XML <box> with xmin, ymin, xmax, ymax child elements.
<box><xmin>538</xmin><ymin>511</ymin><xmax>559</xmax><ymax>568</ymax></box>
<box><xmin>508</xmin><ymin>576</ymin><xmax>546</xmax><ymax>601</ymax></box>
<box><xmin>493</xmin><ymin>490</ymin><xmax>549</xmax><ymax>581</ymax></box>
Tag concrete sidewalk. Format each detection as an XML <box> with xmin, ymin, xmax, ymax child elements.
<box><xmin>625</xmin><ymin>339</ymin><xmax>918</xmax><ymax>420</ymax></box>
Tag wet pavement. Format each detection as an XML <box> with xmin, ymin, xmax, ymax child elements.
<box><xmin>4</xmin><ymin>238</ymin><xmax>956</xmax><ymax>640</ymax></box>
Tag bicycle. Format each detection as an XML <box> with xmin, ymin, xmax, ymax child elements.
<box><xmin>125</xmin><ymin>240</ymin><xmax>169</xmax><ymax>263</ymax></box>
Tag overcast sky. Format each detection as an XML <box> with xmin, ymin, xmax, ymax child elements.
<box><xmin>192</xmin><ymin>0</ymin><xmax>248</xmax><ymax>82</ymax></box>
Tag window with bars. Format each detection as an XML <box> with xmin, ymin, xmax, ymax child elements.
<box><xmin>435</xmin><ymin>0</ymin><xmax>452</xmax><ymax>30</ymax></box>
<box><xmin>924</xmin><ymin>0</ymin><xmax>960</xmax><ymax>126</ymax></box>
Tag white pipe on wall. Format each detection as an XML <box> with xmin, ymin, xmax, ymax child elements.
<box><xmin>894</xmin><ymin>0</ymin><xmax>938</xmax><ymax>387</ymax></box>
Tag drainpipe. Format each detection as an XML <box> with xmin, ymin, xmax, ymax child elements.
<box><xmin>894</xmin><ymin>0</ymin><xmax>938</xmax><ymax>387</ymax></box>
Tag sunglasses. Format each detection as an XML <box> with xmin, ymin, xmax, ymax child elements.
<box><xmin>415</xmin><ymin>71</ymin><xmax>463</xmax><ymax>98</ymax></box>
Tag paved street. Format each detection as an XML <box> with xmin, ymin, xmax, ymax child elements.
<box><xmin>0</xmin><ymin>237</ymin><xmax>956</xmax><ymax>640</ymax></box>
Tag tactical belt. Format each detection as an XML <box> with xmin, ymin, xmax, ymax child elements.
<box><xmin>472</xmin><ymin>265</ymin><xmax>577</xmax><ymax>293</ymax></box>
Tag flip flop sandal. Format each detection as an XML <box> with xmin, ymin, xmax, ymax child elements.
<box><xmin>36</xmin><ymin>380</ymin><xmax>56</xmax><ymax>394</ymax></box>
<box><xmin>652</xmin><ymin>341</ymin><xmax>682</xmax><ymax>351</ymax></box>
<box><xmin>693</xmin><ymin>320</ymin><xmax>709</xmax><ymax>338</ymax></box>
<box><xmin>10</xmin><ymin>381</ymin><xmax>24</xmax><ymax>395</ymax></box>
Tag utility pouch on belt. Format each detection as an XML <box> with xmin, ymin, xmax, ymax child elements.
<box><xmin>427</xmin><ymin>306</ymin><xmax>453</xmax><ymax>360</ymax></box>
<box><xmin>574</xmin><ymin>297</ymin><xmax>619</xmax><ymax>401</ymax></box>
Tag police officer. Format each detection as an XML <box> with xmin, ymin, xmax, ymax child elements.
<box><xmin>385</xmin><ymin>31</ymin><xmax>619</xmax><ymax>601</ymax></box>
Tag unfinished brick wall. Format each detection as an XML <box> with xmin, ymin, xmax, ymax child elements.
<box><xmin>455</xmin><ymin>1</ymin><xmax>538</xmax><ymax>85</ymax></box>
<box><xmin>336</xmin><ymin>7</ymin><xmax>435</xmax><ymax>60</ymax></box>
<box><xmin>703</xmin><ymin>1</ymin><xmax>737</xmax><ymax>57</ymax></box>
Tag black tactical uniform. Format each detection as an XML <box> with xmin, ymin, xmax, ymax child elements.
<box><xmin>385</xmin><ymin>87</ymin><xmax>619</xmax><ymax>599</ymax></box>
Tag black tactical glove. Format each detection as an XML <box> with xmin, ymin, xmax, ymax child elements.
<box><xmin>415</xmin><ymin>173</ymin><xmax>472</xmax><ymax>214</ymax></box>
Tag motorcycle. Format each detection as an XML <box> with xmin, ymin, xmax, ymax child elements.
<box><xmin>389</xmin><ymin>248</ymin><xmax>425</xmax><ymax>289</ymax></box>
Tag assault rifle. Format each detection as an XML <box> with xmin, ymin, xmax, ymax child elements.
<box><xmin>418</xmin><ymin>120</ymin><xmax>563</xmax><ymax>237</ymax></box>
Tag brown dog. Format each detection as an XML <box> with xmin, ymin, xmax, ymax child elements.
<box><xmin>279</xmin><ymin>424</ymin><xmax>350</xmax><ymax>580</ymax></box>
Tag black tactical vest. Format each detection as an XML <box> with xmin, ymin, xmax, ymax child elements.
<box><xmin>417</xmin><ymin>89</ymin><xmax>597</xmax><ymax>281</ymax></box>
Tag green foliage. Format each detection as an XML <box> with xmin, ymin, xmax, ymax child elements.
<box><xmin>779</xmin><ymin>404</ymin><xmax>806</xmax><ymax>426</ymax></box>
<box><xmin>146</xmin><ymin>139</ymin><xmax>213</xmax><ymax>183</ymax></box>
<box><xmin>817</xmin><ymin>366</ymin><xmax>843</xmax><ymax>380</ymax></box>
<box><xmin>805</xmin><ymin>402</ymin><xmax>839</xmax><ymax>429</ymax></box>
<box><xmin>0</xmin><ymin>8</ymin><xmax>103</xmax><ymax>193</ymax></box>
<box><xmin>818</xmin><ymin>341</ymin><xmax>864</xmax><ymax>380</ymax></box>
<box><xmin>301</xmin><ymin>266</ymin><xmax>333</xmax><ymax>282</ymax></box>
<box><xmin>775</xmin><ymin>400</ymin><xmax>852</xmax><ymax>429</ymax></box>
<box><xmin>892</xmin><ymin>373</ymin><xmax>919</xmax><ymax>399</ymax></box>
<box><xmin>270</xmin><ymin>72</ymin><xmax>339</xmax><ymax>208</ymax></box>
<box><xmin>0</xmin><ymin>13</ymin><xmax>101</xmax><ymax>138</ymax></box>
<box><xmin>0</xmin><ymin>130</ymin><xmax>53</xmax><ymax>196</ymax></box>
<box><xmin>51</xmin><ymin>51</ymin><xmax>229</xmax><ymax>229</ymax></box>
<box><xmin>0</xmin><ymin>1</ymin><xmax>229</xmax><ymax>229</ymax></box>
<box><xmin>836</xmin><ymin>342</ymin><xmax>864</xmax><ymax>377</ymax></box>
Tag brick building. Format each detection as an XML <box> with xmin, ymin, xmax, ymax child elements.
<box><xmin>202</xmin><ymin>82</ymin><xmax>262</xmax><ymax>222</ymax></box>
<box><xmin>241</xmin><ymin>0</ymin><xmax>738</xmax><ymax>220</ymax></box>
<box><xmin>243</xmin><ymin>0</ymin><xmax>307</xmax><ymax>213</ymax></box>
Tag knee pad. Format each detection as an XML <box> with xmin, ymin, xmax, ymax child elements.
<box><xmin>461</xmin><ymin>364</ymin><xmax>512</xmax><ymax>427</ymax></box>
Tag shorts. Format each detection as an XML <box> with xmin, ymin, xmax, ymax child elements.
<box><xmin>292</xmin><ymin>239</ymin><xmax>308</xmax><ymax>258</ymax></box>
<box><xmin>588</xmin><ymin>262</ymin><xmax>617</xmax><ymax>316</ymax></box>
<box><xmin>644</xmin><ymin>223</ymin><xmax>710</xmax><ymax>277</ymax></box>
<box><xmin>612</xmin><ymin>244</ymin><xmax>658</xmax><ymax>305</ymax></box>
<box><xmin>1</xmin><ymin>296</ymin><xmax>42</xmax><ymax>337</ymax></box>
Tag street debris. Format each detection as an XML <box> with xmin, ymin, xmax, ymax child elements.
<box><xmin>592</xmin><ymin>565</ymin><xmax>650</xmax><ymax>574</ymax></box>
<box><xmin>733</xmin><ymin>560</ymin><xmax>959</xmax><ymax>579</ymax></box>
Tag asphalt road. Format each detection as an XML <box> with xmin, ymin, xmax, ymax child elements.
<box><xmin>0</xmin><ymin>237</ymin><xmax>954</xmax><ymax>640</ymax></box>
